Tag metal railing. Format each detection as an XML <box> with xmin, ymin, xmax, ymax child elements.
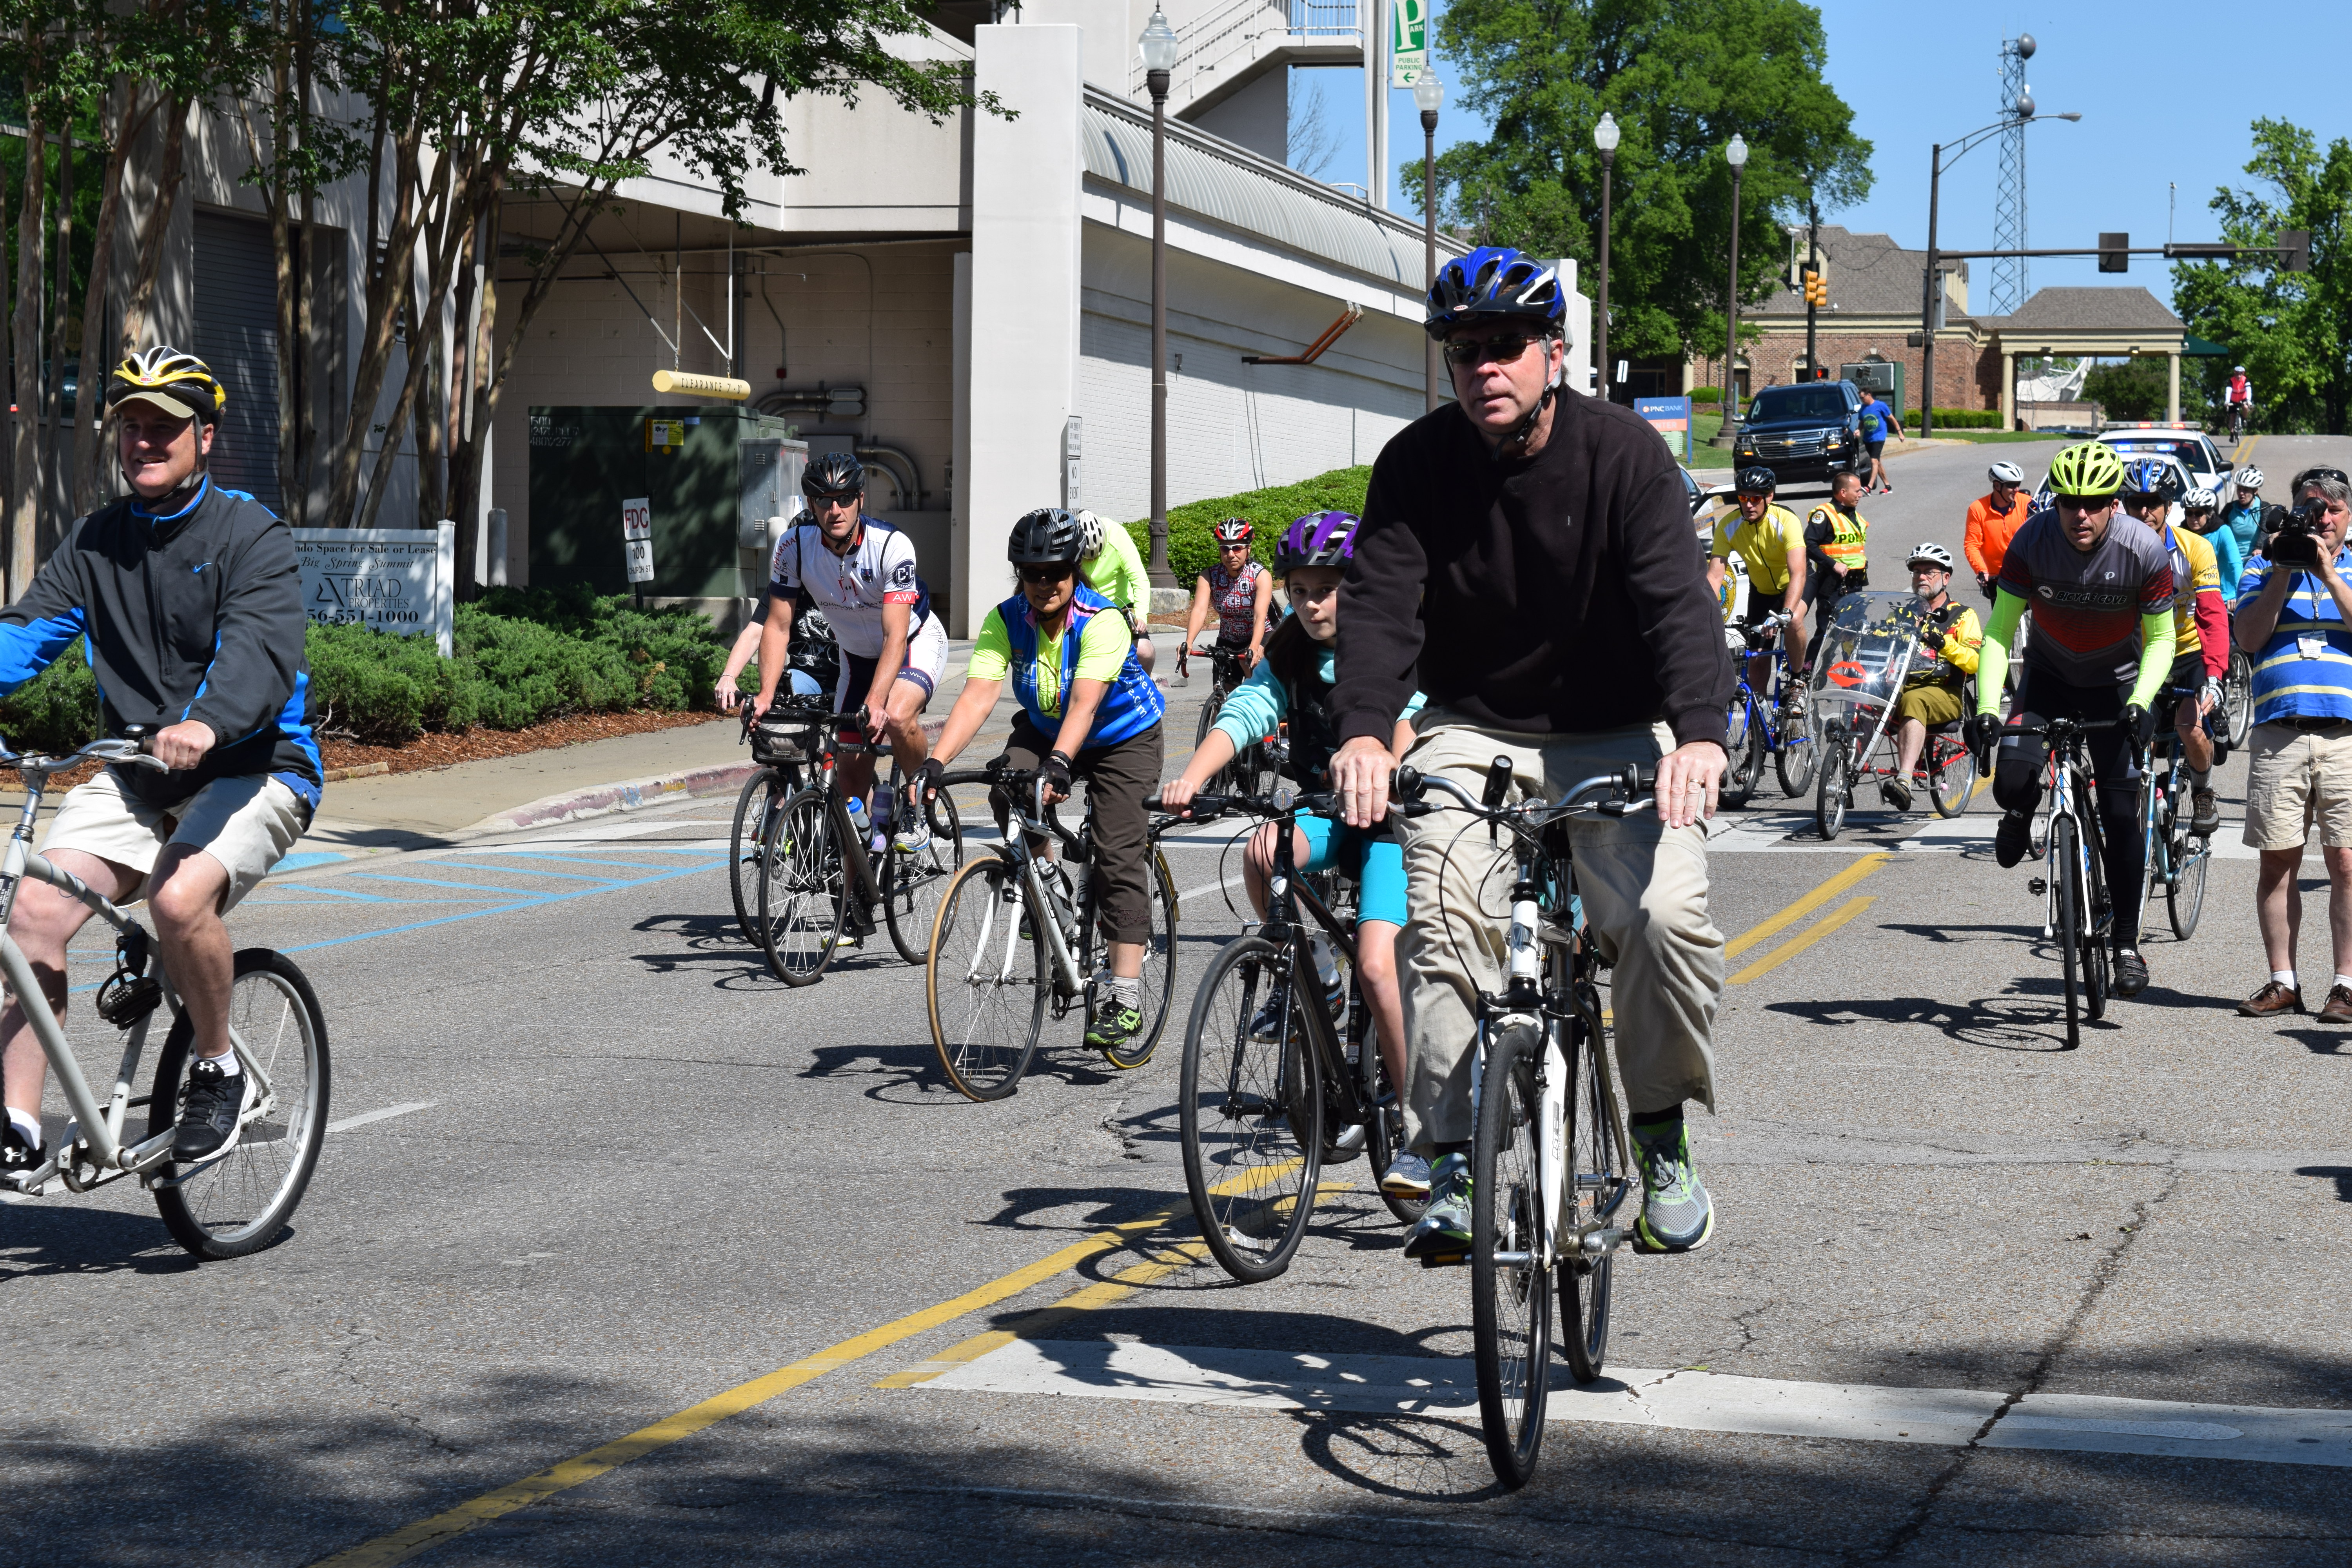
<box><xmin>1129</xmin><ymin>0</ymin><xmax>1359</xmax><ymax>98</ymax></box>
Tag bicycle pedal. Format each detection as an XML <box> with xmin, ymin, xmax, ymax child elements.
<box><xmin>1417</xmin><ymin>1251</ymin><xmax>1470</xmax><ymax>1269</ymax></box>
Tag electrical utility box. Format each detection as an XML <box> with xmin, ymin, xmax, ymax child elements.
<box><xmin>1839</xmin><ymin>359</ymin><xmax>1905</xmax><ymax>416</ymax></box>
<box><xmin>527</xmin><ymin>406</ymin><xmax>804</xmax><ymax>605</ymax></box>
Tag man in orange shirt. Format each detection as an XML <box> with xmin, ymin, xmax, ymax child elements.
<box><xmin>1964</xmin><ymin>460</ymin><xmax>2032</xmax><ymax>601</ymax></box>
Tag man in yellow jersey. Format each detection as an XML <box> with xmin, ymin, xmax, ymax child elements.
<box><xmin>1706</xmin><ymin>466</ymin><xmax>1807</xmax><ymax>696</ymax></box>
<box><xmin>2118</xmin><ymin>459</ymin><xmax>2227</xmax><ymax>837</ymax></box>
<box><xmin>1884</xmin><ymin>543</ymin><xmax>1980</xmax><ymax>812</ymax></box>
<box><xmin>1802</xmin><ymin>467</ymin><xmax>1869</xmax><ymax>666</ymax></box>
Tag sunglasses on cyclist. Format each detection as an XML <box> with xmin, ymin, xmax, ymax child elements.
<box><xmin>1442</xmin><ymin>334</ymin><xmax>1543</xmax><ymax>368</ymax></box>
<box><xmin>1018</xmin><ymin>564</ymin><xmax>1076</xmax><ymax>586</ymax></box>
<box><xmin>1219</xmin><ymin>541</ymin><xmax>1249</xmax><ymax>552</ymax></box>
<box><xmin>2297</xmin><ymin>467</ymin><xmax>2350</xmax><ymax>489</ymax></box>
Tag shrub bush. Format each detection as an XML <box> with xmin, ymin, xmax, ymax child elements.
<box><xmin>0</xmin><ymin>640</ymin><xmax>100</xmax><ymax>753</ymax></box>
<box><xmin>1903</xmin><ymin>407</ymin><xmax>2005</xmax><ymax>430</ymax></box>
<box><xmin>1122</xmin><ymin>465</ymin><xmax>1372</xmax><ymax>587</ymax></box>
<box><xmin>1689</xmin><ymin>386</ymin><xmax>1722</xmax><ymax>403</ymax></box>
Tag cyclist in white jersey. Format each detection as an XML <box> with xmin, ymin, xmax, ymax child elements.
<box><xmin>752</xmin><ymin>452</ymin><xmax>947</xmax><ymax>851</ymax></box>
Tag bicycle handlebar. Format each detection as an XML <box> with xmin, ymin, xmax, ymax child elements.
<box><xmin>0</xmin><ymin>734</ymin><xmax>169</xmax><ymax>773</ymax></box>
<box><xmin>1394</xmin><ymin>763</ymin><xmax>1660</xmax><ymax>819</ymax></box>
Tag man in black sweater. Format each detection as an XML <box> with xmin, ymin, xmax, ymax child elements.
<box><xmin>1329</xmin><ymin>246</ymin><xmax>1733</xmax><ymax>1261</ymax></box>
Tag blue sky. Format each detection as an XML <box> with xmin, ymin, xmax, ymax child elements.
<box><xmin>1299</xmin><ymin>0</ymin><xmax>2352</xmax><ymax>312</ymax></box>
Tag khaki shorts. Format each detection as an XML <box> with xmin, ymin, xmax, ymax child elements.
<box><xmin>2243</xmin><ymin>722</ymin><xmax>2352</xmax><ymax>851</ymax></box>
<box><xmin>1896</xmin><ymin>683</ymin><xmax>1964</xmax><ymax>729</ymax></box>
<box><xmin>44</xmin><ymin>768</ymin><xmax>311</xmax><ymax>911</ymax></box>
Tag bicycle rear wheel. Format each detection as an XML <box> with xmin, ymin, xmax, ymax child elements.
<box><xmin>2169</xmin><ymin>838</ymin><xmax>2209</xmax><ymax>941</ymax></box>
<box><xmin>927</xmin><ymin>857</ymin><xmax>1047</xmax><ymax>1100</ymax></box>
<box><xmin>1815</xmin><ymin>738</ymin><xmax>1849</xmax><ymax>841</ymax></box>
<box><xmin>1775</xmin><ymin>692</ymin><xmax>1817</xmax><ymax>797</ymax></box>
<box><xmin>729</xmin><ymin>768</ymin><xmax>787</xmax><ymax>946</ymax></box>
<box><xmin>1472</xmin><ymin>1021</ymin><xmax>1553</xmax><ymax>1489</ymax></box>
<box><xmin>1372</xmin><ymin>1030</ymin><xmax>1427</xmax><ymax>1227</ymax></box>
<box><xmin>2082</xmin><ymin>807</ymin><xmax>2111</xmax><ymax>1021</ymax></box>
<box><xmin>884</xmin><ymin>787</ymin><xmax>965</xmax><ymax>965</ymax></box>
<box><xmin>1929</xmin><ymin>734</ymin><xmax>1975</xmax><ymax>817</ymax></box>
<box><xmin>1100</xmin><ymin>846</ymin><xmax>1181</xmax><ymax>1071</ymax></box>
<box><xmin>1194</xmin><ymin>691</ymin><xmax>1237</xmax><ymax>794</ymax></box>
<box><xmin>2224</xmin><ymin>650</ymin><xmax>2254</xmax><ymax>748</ymax></box>
<box><xmin>758</xmin><ymin>789</ymin><xmax>845</xmax><ymax>986</ymax></box>
<box><xmin>150</xmin><ymin>949</ymin><xmax>330</xmax><ymax>1260</ymax></box>
<box><xmin>1180</xmin><ymin>936</ymin><xmax>1323</xmax><ymax>1282</ymax></box>
<box><xmin>2051</xmin><ymin>813</ymin><xmax>2083</xmax><ymax>1049</ymax></box>
<box><xmin>1559</xmin><ymin>1005</ymin><xmax>1627</xmax><ymax>1384</ymax></box>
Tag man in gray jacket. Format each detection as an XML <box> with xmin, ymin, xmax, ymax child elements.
<box><xmin>0</xmin><ymin>348</ymin><xmax>319</xmax><ymax>1178</ymax></box>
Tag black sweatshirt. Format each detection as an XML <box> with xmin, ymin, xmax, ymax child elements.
<box><xmin>0</xmin><ymin>477</ymin><xmax>321</xmax><ymax>810</ymax></box>
<box><xmin>1332</xmin><ymin>393</ymin><xmax>1733</xmax><ymax>749</ymax></box>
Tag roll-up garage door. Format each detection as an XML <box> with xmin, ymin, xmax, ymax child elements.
<box><xmin>191</xmin><ymin>210</ymin><xmax>282</xmax><ymax>510</ymax></box>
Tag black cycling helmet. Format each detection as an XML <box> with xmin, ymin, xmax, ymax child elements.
<box><xmin>1006</xmin><ymin>507</ymin><xmax>1084</xmax><ymax>565</ymax></box>
<box><xmin>802</xmin><ymin>450</ymin><xmax>864</xmax><ymax>501</ymax></box>
<box><xmin>1734</xmin><ymin>466</ymin><xmax>1777</xmax><ymax>497</ymax></box>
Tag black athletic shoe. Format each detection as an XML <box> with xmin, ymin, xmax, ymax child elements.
<box><xmin>1994</xmin><ymin>811</ymin><xmax>2031</xmax><ymax>868</ymax></box>
<box><xmin>2</xmin><ymin>1118</ymin><xmax>38</xmax><ymax>1173</ymax></box>
<box><xmin>2114</xmin><ymin>949</ymin><xmax>2151</xmax><ymax>998</ymax></box>
<box><xmin>172</xmin><ymin>1056</ymin><xmax>251</xmax><ymax>1162</ymax></box>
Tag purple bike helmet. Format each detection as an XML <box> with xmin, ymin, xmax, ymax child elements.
<box><xmin>1276</xmin><ymin>511</ymin><xmax>1358</xmax><ymax>574</ymax></box>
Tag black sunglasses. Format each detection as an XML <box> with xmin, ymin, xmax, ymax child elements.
<box><xmin>1018</xmin><ymin>564</ymin><xmax>1076</xmax><ymax>586</ymax></box>
<box><xmin>2297</xmin><ymin>467</ymin><xmax>2350</xmax><ymax>490</ymax></box>
<box><xmin>1442</xmin><ymin>334</ymin><xmax>1542</xmax><ymax>368</ymax></box>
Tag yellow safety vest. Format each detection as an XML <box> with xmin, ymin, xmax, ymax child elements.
<box><xmin>1810</xmin><ymin>504</ymin><xmax>1867</xmax><ymax>572</ymax></box>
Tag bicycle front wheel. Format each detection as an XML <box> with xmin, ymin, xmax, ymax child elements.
<box><xmin>1815</xmin><ymin>739</ymin><xmax>1849</xmax><ymax>841</ymax></box>
<box><xmin>1929</xmin><ymin>733</ymin><xmax>1975</xmax><ymax>817</ymax></box>
<box><xmin>1180</xmin><ymin>935</ymin><xmax>1323</xmax><ymax>1283</ymax></box>
<box><xmin>927</xmin><ymin>857</ymin><xmax>1047</xmax><ymax>1100</ymax></box>
<box><xmin>884</xmin><ymin>787</ymin><xmax>965</xmax><ymax>965</ymax></box>
<box><xmin>2224</xmin><ymin>650</ymin><xmax>2254</xmax><ymax>748</ymax></box>
<box><xmin>758</xmin><ymin>789</ymin><xmax>845</xmax><ymax>986</ymax></box>
<box><xmin>1560</xmin><ymin>1008</ymin><xmax>1628</xmax><ymax>1384</ymax></box>
<box><xmin>1775</xmin><ymin>693</ymin><xmax>1817</xmax><ymax>797</ymax></box>
<box><xmin>150</xmin><ymin>949</ymin><xmax>330</xmax><ymax>1260</ymax></box>
<box><xmin>1472</xmin><ymin>1021</ymin><xmax>1553</xmax><ymax>1489</ymax></box>
<box><xmin>2051</xmin><ymin>812</ymin><xmax>2083</xmax><ymax>1049</ymax></box>
<box><xmin>2170</xmin><ymin>838</ymin><xmax>2209</xmax><ymax>941</ymax></box>
<box><xmin>729</xmin><ymin>768</ymin><xmax>787</xmax><ymax>946</ymax></box>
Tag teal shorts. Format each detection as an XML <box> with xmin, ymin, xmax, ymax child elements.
<box><xmin>1297</xmin><ymin>814</ymin><xmax>1407</xmax><ymax>927</ymax></box>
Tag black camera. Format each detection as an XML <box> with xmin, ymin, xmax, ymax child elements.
<box><xmin>2270</xmin><ymin>499</ymin><xmax>2330</xmax><ymax>567</ymax></box>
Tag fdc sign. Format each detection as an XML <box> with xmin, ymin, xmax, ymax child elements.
<box><xmin>292</xmin><ymin>521</ymin><xmax>457</xmax><ymax>656</ymax></box>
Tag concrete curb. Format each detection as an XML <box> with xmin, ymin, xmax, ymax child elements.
<box><xmin>476</xmin><ymin>760</ymin><xmax>762</xmax><ymax>834</ymax></box>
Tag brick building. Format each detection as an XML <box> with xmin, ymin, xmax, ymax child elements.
<box><xmin>1686</xmin><ymin>225</ymin><xmax>2190</xmax><ymax>426</ymax></box>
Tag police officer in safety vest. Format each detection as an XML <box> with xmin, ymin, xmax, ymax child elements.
<box><xmin>1803</xmin><ymin>466</ymin><xmax>1871</xmax><ymax>667</ymax></box>
<box><xmin>919</xmin><ymin>507</ymin><xmax>1167</xmax><ymax>1056</ymax></box>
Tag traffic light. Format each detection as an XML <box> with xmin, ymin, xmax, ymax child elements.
<box><xmin>2280</xmin><ymin>227</ymin><xmax>2312</xmax><ymax>273</ymax></box>
<box><xmin>1801</xmin><ymin>268</ymin><xmax>1827</xmax><ymax>307</ymax></box>
<box><xmin>2099</xmin><ymin>232</ymin><xmax>2129</xmax><ymax>273</ymax></box>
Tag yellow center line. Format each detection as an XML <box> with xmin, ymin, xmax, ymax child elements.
<box><xmin>311</xmin><ymin>1196</ymin><xmax>1200</xmax><ymax>1567</ymax></box>
<box><xmin>1730</xmin><ymin>893</ymin><xmax>1878</xmax><ymax>984</ymax></box>
<box><xmin>1722</xmin><ymin>851</ymin><xmax>1891</xmax><ymax>962</ymax></box>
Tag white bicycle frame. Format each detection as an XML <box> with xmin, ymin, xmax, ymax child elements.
<box><xmin>0</xmin><ymin>742</ymin><xmax>274</xmax><ymax>1198</ymax></box>
<box><xmin>2037</xmin><ymin>743</ymin><xmax>2100</xmax><ymax>944</ymax></box>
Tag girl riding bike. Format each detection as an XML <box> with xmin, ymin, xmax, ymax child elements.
<box><xmin>1159</xmin><ymin>511</ymin><xmax>1428</xmax><ymax>1196</ymax></box>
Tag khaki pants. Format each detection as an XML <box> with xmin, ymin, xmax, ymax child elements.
<box><xmin>1397</xmin><ymin>713</ymin><xmax>1722</xmax><ymax>1152</ymax></box>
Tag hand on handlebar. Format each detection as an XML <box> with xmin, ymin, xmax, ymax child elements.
<box><xmin>1329</xmin><ymin>735</ymin><xmax>1394</xmax><ymax>829</ymax></box>
<box><xmin>1038</xmin><ymin>751</ymin><xmax>1073</xmax><ymax>806</ymax></box>
<box><xmin>1157</xmin><ymin>773</ymin><xmax>1202</xmax><ymax>816</ymax></box>
<box><xmin>149</xmin><ymin>719</ymin><xmax>216</xmax><ymax>772</ymax></box>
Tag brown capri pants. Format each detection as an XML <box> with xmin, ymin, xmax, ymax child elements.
<box><xmin>992</xmin><ymin>712</ymin><xmax>1165</xmax><ymax>943</ymax></box>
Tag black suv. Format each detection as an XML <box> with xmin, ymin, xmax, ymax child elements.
<box><xmin>1730</xmin><ymin>379</ymin><xmax>1864</xmax><ymax>487</ymax></box>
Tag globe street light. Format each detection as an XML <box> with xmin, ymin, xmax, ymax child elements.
<box><xmin>1593</xmin><ymin>111</ymin><xmax>1619</xmax><ymax>404</ymax></box>
<box><xmin>1711</xmin><ymin>134</ymin><xmax>1748</xmax><ymax>448</ymax></box>
<box><xmin>1140</xmin><ymin>9</ymin><xmax>1179</xmax><ymax>584</ymax></box>
<box><xmin>1414</xmin><ymin>71</ymin><xmax>1445</xmax><ymax>409</ymax></box>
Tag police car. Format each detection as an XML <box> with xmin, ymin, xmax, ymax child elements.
<box><xmin>2097</xmin><ymin>423</ymin><xmax>2233</xmax><ymax>497</ymax></box>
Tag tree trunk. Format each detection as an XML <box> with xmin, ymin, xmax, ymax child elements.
<box><xmin>73</xmin><ymin>83</ymin><xmax>150</xmax><ymax>515</ymax></box>
<box><xmin>119</xmin><ymin>99</ymin><xmax>185</xmax><ymax>366</ymax></box>
<box><xmin>44</xmin><ymin>98</ymin><xmax>71</xmax><ymax>553</ymax></box>
<box><xmin>449</xmin><ymin>182</ymin><xmax>501</xmax><ymax>597</ymax></box>
<box><xmin>11</xmin><ymin>92</ymin><xmax>46</xmax><ymax>603</ymax></box>
<box><xmin>355</xmin><ymin>156</ymin><xmax>463</xmax><ymax>532</ymax></box>
<box><xmin>327</xmin><ymin>120</ymin><xmax>425</xmax><ymax>529</ymax></box>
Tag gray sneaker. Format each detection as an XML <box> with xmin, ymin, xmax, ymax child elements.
<box><xmin>1401</xmin><ymin>1151</ymin><xmax>1472</xmax><ymax>1260</ymax></box>
<box><xmin>1379</xmin><ymin>1150</ymin><xmax>1432</xmax><ymax>1201</ymax></box>
<box><xmin>1632</xmin><ymin>1118</ymin><xmax>1714</xmax><ymax>1253</ymax></box>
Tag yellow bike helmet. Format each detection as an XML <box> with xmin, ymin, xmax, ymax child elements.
<box><xmin>108</xmin><ymin>346</ymin><xmax>226</xmax><ymax>424</ymax></box>
<box><xmin>2045</xmin><ymin>441</ymin><xmax>2126</xmax><ymax>499</ymax></box>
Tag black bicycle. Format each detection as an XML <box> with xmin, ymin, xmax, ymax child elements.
<box><xmin>2013</xmin><ymin>717</ymin><xmax>2122</xmax><ymax>1049</ymax></box>
<box><xmin>1168</xmin><ymin>789</ymin><xmax>1423</xmax><ymax>1285</ymax></box>
<box><xmin>1185</xmin><ymin>640</ymin><xmax>1277</xmax><ymax>798</ymax></box>
<box><xmin>757</xmin><ymin>710</ymin><xmax>964</xmax><ymax>984</ymax></box>
<box><xmin>924</xmin><ymin>766</ymin><xmax>1178</xmax><ymax>1099</ymax></box>
<box><xmin>2140</xmin><ymin>687</ymin><xmax>2212</xmax><ymax>943</ymax></box>
<box><xmin>729</xmin><ymin>694</ymin><xmax>829</xmax><ymax>946</ymax></box>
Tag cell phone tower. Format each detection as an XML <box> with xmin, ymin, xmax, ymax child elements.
<box><xmin>1990</xmin><ymin>33</ymin><xmax>2035</xmax><ymax>316</ymax></box>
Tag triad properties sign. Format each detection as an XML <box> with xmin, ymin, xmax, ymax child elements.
<box><xmin>292</xmin><ymin>522</ymin><xmax>457</xmax><ymax>657</ymax></box>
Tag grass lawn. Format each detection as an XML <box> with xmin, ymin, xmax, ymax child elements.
<box><xmin>1918</xmin><ymin>429</ymin><xmax>2071</xmax><ymax>445</ymax></box>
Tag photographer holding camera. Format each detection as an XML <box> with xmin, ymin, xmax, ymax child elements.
<box><xmin>2231</xmin><ymin>466</ymin><xmax>2352</xmax><ymax>1021</ymax></box>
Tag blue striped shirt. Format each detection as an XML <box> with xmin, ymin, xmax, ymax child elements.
<box><xmin>2236</xmin><ymin>546</ymin><xmax>2352</xmax><ymax>725</ymax></box>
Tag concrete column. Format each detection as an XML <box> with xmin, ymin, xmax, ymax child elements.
<box><xmin>964</xmin><ymin>23</ymin><xmax>1083</xmax><ymax>635</ymax></box>
<box><xmin>950</xmin><ymin>251</ymin><xmax>972</xmax><ymax>636</ymax></box>
<box><xmin>2000</xmin><ymin>350</ymin><xmax>2015</xmax><ymax>431</ymax></box>
<box><xmin>2167</xmin><ymin>352</ymin><xmax>2181</xmax><ymax>423</ymax></box>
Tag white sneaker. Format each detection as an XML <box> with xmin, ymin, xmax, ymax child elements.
<box><xmin>890</xmin><ymin>817</ymin><xmax>931</xmax><ymax>853</ymax></box>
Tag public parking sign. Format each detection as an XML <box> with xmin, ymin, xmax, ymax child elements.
<box><xmin>622</xmin><ymin>496</ymin><xmax>654</xmax><ymax>584</ymax></box>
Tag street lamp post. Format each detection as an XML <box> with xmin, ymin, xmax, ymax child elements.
<box><xmin>1711</xmin><ymin>134</ymin><xmax>1748</xmax><ymax>448</ymax></box>
<box><xmin>1593</xmin><ymin>112</ymin><xmax>1618</xmax><ymax>404</ymax></box>
<box><xmin>1140</xmin><ymin>9</ymin><xmax>1179</xmax><ymax>586</ymax></box>
<box><xmin>1415</xmin><ymin>72</ymin><xmax>1445</xmax><ymax>410</ymax></box>
<box><xmin>1920</xmin><ymin>102</ymin><xmax>2080</xmax><ymax>441</ymax></box>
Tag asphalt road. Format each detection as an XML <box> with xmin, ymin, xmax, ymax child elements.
<box><xmin>10</xmin><ymin>431</ymin><xmax>2352</xmax><ymax>1566</ymax></box>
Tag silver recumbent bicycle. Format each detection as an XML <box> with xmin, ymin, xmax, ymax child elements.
<box><xmin>0</xmin><ymin>735</ymin><xmax>329</xmax><ymax>1259</ymax></box>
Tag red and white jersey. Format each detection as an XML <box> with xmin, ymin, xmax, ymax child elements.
<box><xmin>768</xmin><ymin>520</ymin><xmax>931</xmax><ymax>659</ymax></box>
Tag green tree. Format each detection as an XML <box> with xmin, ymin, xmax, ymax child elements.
<box><xmin>2171</xmin><ymin>118</ymin><xmax>2352</xmax><ymax>434</ymax></box>
<box><xmin>1425</xmin><ymin>0</ymin><xmax>1871</xmax><ymax>363</ymax></box>
<box><xmin>2082</xmin><ymin>358</ymin><xmax>2169</xmax><ymax>423</ymax></box>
